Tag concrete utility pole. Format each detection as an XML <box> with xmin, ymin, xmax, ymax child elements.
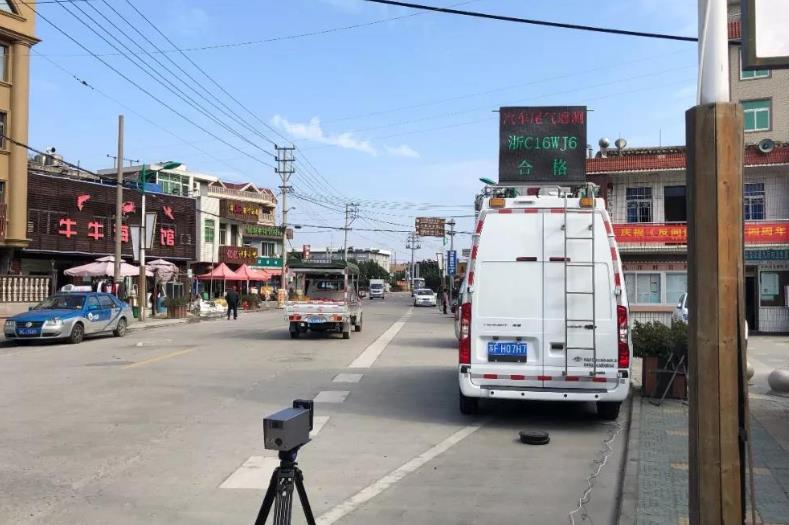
<box><xmin>447</xmin><ymin>218</ymin><xmax>456</xmax><ymax>306</ymax></box>
<box><xmin>275</xmin><ymin>145</ymin><xmax>295</xmax><ymax>300</ymax></box>
<box><xmin>688</xmin><ymin>1</ymin><xmax>745</xmax><ymax>523</ymax></box>
<box><xmin>343</xmin><ymin>202</ymin><xmax>359</xmax><ymax>261</ymax></box>
<box><xmin>114</xmin><ymin>115</ymin><xmax>124</xmax><ymax>286</ymax></box>
<box><xmin>406</xmin><ymin>231</ymin><xmax>420</xmax><ymax>291</ymax></box>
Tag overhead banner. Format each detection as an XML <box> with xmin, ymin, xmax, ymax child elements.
<box><xmin>416</xmin><ymin>217</ymin><xmax>445</xmax><ymax>237</ymax></box>
<box><xmin>613</xmin><ymin>222</ymin><xmax>789</xmax><ymax>244</ymax></box>
<box><xmin>499</xmin><ymin>106</ymin><xmax>587</xmax><ymax>184</ymax></box>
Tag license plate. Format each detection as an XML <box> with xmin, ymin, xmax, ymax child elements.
<box><xmin>306</xmin><ymin>316</ymin><xmax>325</xmax><ymax>324</ymax></box>
<box><xmin>488</xmin><ymin>341</ymin><xmax>527</xmax><ymax>362</ymax></box>
<box><xmin>17</xmin><ymin>328</ymin><xmax>40</xmax><ymax>336</ymax></box>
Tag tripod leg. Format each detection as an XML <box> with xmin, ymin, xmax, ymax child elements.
<box><xmin>273</xmin><ymin>466</ymin><xmax>296</xmax><ymax>525</ymax></box>
<box><xmin>254</xmin><ymin>468</ymin><xmax>280</xmax><ymax>525</ymax></box>
<box><xmin>295</xmin><ymin>468</ymin><xmax>317</xmax><ymax>525</ymax></box>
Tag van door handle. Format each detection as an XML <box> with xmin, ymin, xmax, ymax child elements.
<box><xmin>584</xmin><ymin>324</ymin><xmax>596</xmax><ymax>330</ymax></box>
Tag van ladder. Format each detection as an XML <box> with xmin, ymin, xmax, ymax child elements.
<box><xmin>562</xmin><ymin>196</ymin><xmax>597</xmax><ymax>377</ymax></box>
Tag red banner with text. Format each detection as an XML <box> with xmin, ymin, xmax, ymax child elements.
<box><xmin>613</xmin><ymin>222</ymin><xmax>789</xmax><ymax>244</ymax></box>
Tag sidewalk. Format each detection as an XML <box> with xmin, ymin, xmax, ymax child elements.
<box><xmin>621</xmin><ymin>337</ymin><xmax>789</xmax><ymax>525</ymax></box>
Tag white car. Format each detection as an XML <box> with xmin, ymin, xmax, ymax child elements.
<box><xmin>413</xmin><ymin>288</ymin><xmax>437</xmax><ymax>307</ymax></box>
<box><xmin>458</xmin><ymin>187</ymin><xmax>632</xmax><ymax>420</ymax></box>
<box><xmin>672</xmin><ymin>293</ymin><xmax>688</xmax><ymax>324</ymax></box>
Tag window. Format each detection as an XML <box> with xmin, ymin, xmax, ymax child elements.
<box><xmin>740</xmin><ymin>51</ymin><xmax>769</xmax><ymax>80</ymax></box>
<box><xmin>261</xmin><ymin>241</ymin><xmax>276</xmax><ymax>257</ymax></box>
<box><xmin>743</xmin><ymin>100</ymin><xmax>771</xmax><ymax>132</ymax></box>
<box><xmin>98</xmin><ymin>295</ymin><xmax>115</xmax><ymax>309</ymax></box>
<box><xmin>204</xmin><ymin>219</ymin><xmax>215</xmax><ymax>243</ymax></box>
<box><xmin>666</xmin><ymin>273</ymin><xmax>687</xmax><ymax>305</ymax></box>
<box><xmin>663</xmin><ymin>186</ymin><xmax>686</xmax><ymax>223</ymax></box>
<box><xmin>759</xmin><ymin>270</ymin><xmax>788</xmax><ymax>307</ymax></box>
<box><xmin>0</xmin><ymin>45</ymin><xmax>7</xmax><ymax>83</ymax></box>
<box><xmin>0</xmin><ymin>180</ymin><xmax>5</xmax><ymax>201</ymax></box>
<box><xmin>0</xmin><ymin>1</ymin><xmax>16</xmax><ymax>13</ymax></box>
<box><xmin>219</xmin><ymin>223</ymin><xmax>227</xmax><ymax>245</ymax></box>
<box><xmin>0</xmin><ymin>112</ymin><xmax>6</xmax><ymax>149</ymax></box>
<box><xmin>624</xmin><ymin>273</ymin><xmax>662</xmax><ymax>304</ymax></box>
<box><xmin>86</xmin><ymin>296</ymin><xmax>100</xmax><ymax>310</ymax></box>
<box><xmin>626</xmin><ymin>187</ymin><xmax>652</xmax><ymax>223</ymax></box>
<box><xmin>744</xmin><ymin>183</ymin><xmax>765</xmax><ymax>220</ymax></box>
<box><xmin>157</xmin><ymin>172</ymin><xmax>188</xmax><ymax>196</ymax></box>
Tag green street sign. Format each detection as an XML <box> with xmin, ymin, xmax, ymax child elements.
<box><xmin>256</xmin><ymin>257</ymin><xmax>282</xmax><ymax>267</ymax></box>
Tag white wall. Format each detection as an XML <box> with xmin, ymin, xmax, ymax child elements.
<box><xmin>197</xmin><ymin>195</ymin><xmax>220</xmax><ymax>264</ymax></box>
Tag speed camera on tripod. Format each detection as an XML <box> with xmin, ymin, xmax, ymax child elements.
<box><xmin>263</xmin><ymin>399</ymin><xmax>314</xmax><ymax>452</ymax></box>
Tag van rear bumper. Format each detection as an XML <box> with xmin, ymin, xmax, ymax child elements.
<box><xmin>458</xmin><ymin>370</ymin><xmax>630</xmax><ymax>402</ymax></box>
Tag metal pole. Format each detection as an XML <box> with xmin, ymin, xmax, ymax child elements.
<box><xmin>447</xmin><ymin>218</ymin><xmax>456</xmax><ymax>307</ymax></box>
<box><xmin>697</xmin><ymin>0</ymin><xmax>729</xmax><ymax>105</ymax></box>
<box><xmin>344</xmin><ymin>203</ymin><xmax>350</xmax><ymax>262</ymax></box>
<box><xmin>275</xmin><ymin>146</ymin><xmax>295</xmax><ymax>303</ymax></box>
<box><xmin>139</xmin><ymin>165</ymin><xmax>147</xmax><ymax>322</ymax></box>
<box><xmin>114</xmin><ymin>115</ymin><xmax>124</xmax><ymax>286</ymax></box>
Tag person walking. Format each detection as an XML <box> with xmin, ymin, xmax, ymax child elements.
<box><xmin>226</xmin><ymin>286</ymin><xmax>240</xmax><ymax>320</ymax></box>
<box><xmin>441</xmin><ymin>287</ymin><xmax>449</xmax><ymax>315</ymax></box>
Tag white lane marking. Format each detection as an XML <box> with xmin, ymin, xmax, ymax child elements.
<box><xmin>314</xmin><ymin>390</ymin><xmax>350</xmax><ymax>403</ymax></box>
<box><xmin>220</xmin><ymin>456</ymin><xmax>279</xmax><ymax>489</ymax></box>
<box><xmin>310</xmin><ymin>416</ymin><xmax>330</xmax><ymax>438</ymax></box>
<box><xmin>348</xmin><ymin>309</ymin><xmax>413</xmax><ymax>369</ymax></box>
<box><xmin>333</xmin><ymin>373</ymin><xmax>363</xmax><ymax>383</ymax></box>
<box><xmin>316</xmin><ymin>424</ymin><xmax>482</xmax><ymax>525</ymax></box>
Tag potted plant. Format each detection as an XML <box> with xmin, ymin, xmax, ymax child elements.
<box><xmin>165</xmin><ymin>295</ymin><xmax>190</xmax><ymax>319</ymax></box>
<box><xmin>633</xmin><ymin>320</ymin><xmax>688</xmax><ymax>399</ymax></box>
<box><xmin>241</xmin><ymin>294</ymin><xmax>260</xmax><ymax>310</ymax></box>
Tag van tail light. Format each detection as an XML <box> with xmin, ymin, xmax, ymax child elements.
<box><xmin>459</xmin><ymin>303</ymin><xmax>471</xmax><ymax>364</ymax></box>
<box><xmin>617</xmin><ymin>305</ymin><xmax>630</xmax><ymax>368</ymax></box>
<box><xmin>289</xmin><ymin>314</ymin><xmax>302</xmax><ymax>321</ymax></box>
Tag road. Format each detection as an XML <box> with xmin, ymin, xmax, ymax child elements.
<box><xmin>0</xmin><ymin>293</ymin><xmax>629</xmax><ymax>525</ymax></box>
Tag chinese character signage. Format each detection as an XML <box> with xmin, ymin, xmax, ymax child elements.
<box><xmin>220</xmin><ymin>199</ymin><xmax>261</xmax><ymax>223</ymax></box>
<box><xmin>613</xmin><ymin>222</ymin><xmax>789</xmax><ymax>245</ymax></box>
<box><xmin>499</xmin><ymin>106</ymin><xmax>587</xmax><ymax>184</ymax></box>
<box><xmin>244</xmin><ymin>224</ymin><xmax>283</xmax><ymax>239</ymax></box>
<box><xmin>447</xmin><ymin>250</ymin><xmax>457</xmax><ymax>276</ymax></box>
<box><xmin>746</xmin><ymin>249</ymin><xmax>789</xmax><ymax>261</ymax></box>
<box><xmin>256</xmin><ymin>256</ymin><xmax>282</xmax><ymax>268</ymax></box>
<box><xmin>219</xmin><ymin>245</ymin><xmax>258</xmax><ymax>265</ymax></box>
<box><xmin>416</xmin><ymin>217</ymin><xmax>445</xmax><ymax>237</ymax></box>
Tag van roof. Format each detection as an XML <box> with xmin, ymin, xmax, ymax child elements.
<box><xmin>479</xmin><ymin>195</ymin><xmax>605</xmax><ymax>212</ymax></box>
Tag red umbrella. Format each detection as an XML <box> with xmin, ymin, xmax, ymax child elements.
<box><xmin>196</xmin><ymin>263</ymin><xmax>243</xmax><ymax>281</ymax></box>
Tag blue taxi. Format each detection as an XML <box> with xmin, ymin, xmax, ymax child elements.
<box><xmin>3</xmin><ymin>292</ymin><xmax>133</xmax><ymax>344</ymax></box>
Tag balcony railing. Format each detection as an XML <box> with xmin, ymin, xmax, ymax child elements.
<box><xmin>207</xmin><ymin>185</ymin><xmax>276</xmax><ymax>206</ymax></box>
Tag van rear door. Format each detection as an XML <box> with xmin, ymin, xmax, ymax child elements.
<box><xmin>472</xmin><ymin>211</ymin><xmax>544</xmax><ymax>388</ymax></box>
<box><xmin>542</xmin><ymin>208</ymin><xmax>618</xmax><ymax>388</ymax></box>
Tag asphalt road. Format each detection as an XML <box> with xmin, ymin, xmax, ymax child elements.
<box><xmin>0</xmin><ymin>293</ymin><xmax>629</xmax><ymax>525</ymax></box>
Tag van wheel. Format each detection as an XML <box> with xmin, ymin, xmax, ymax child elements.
<box><xmin>459</xmin><ymin>390</ymin><xmax>479</xmax><ymax>415</ymax></box>
<box><xmin>289</xmin><ymin>322</ymin><xmax>300</xmax><ymax>339</ymax></box>
<box><xmin>597</xmin><ymin>401</ymin><xmax>621</xmax><ymax>420</ymax></box>
<box><xmin>354</xmin><ymin>315</ymin><xmax>362</xmax><ymax>332</ymax></box>
<box><xmin>68</xmin><ymin>323</ymin><xmax>85</xmax><ymax>345</ymax></box>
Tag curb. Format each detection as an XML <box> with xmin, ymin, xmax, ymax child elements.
<box><xmin>617</xmin><ymin>386</ymin><xmax>642</xmax><ymax>525</ymax></box>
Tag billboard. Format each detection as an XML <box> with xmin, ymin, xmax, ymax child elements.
<box><xmin>499</xmin><ymin>106</ymin><xmax>587</xmax><ymax>184</ymax></box>
<box><xmin>742</xmin><ymin>0</ymin><xmax>789</xmax><ymax>70</ymax></box>
<box><xmin>416</xmin><ymin>217</ymin><xmax>445</xmax><ymax>237</ymax></box>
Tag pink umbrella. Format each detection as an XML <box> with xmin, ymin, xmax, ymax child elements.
<box><xmin>234</xmin><ymin>264</ymin><xmax>270</xmax><ymax>294</ymax></box>
<box><xmin>195</xmin><ymin>262</ymin><xmax>243</xmax><ymax>281</ymax></box>
<box><xmin>65</xmin><ymin>256</ymin><xmax>152</xmax><ymax>278</ymax></box>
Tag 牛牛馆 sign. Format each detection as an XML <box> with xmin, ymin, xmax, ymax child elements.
<box><xmin>499</xmin><ymin>106</ymin><xmax>587</xmax><ymax>184</ymax></box>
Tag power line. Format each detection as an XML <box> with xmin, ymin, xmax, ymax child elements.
<box><xmin>360</xmin><ymin>0</ymin><xmax>698</xmax><ymax>42</ymax></box>
<box><xmin>21</xmin><ymin>1</ymin><xmax>276</xmax><ymax>170</ymax></box>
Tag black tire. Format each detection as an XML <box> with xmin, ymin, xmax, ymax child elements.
<box><xmin>68</xmin><ymin>323</ymin><xmax>85</xmax><ymax>345</ymax></box>
<box><xmin>519</xmin><ymin>431</ymin><xmax>550</xmax><ymax>445</ymax></box>
<box><xmin>597</xmin><ymin>401</ymin><xmax>621</xmax><ymax>420</ymax></box>
<box><xmin>459</xmin><ymin>390</ymin><xmax>479</xmax><ymax>415</ymax></box>
<box><xmin>290</xmin><ymin>330</ymin><xmax>300</xmax><ymax>339</ymax></box>
<box><xmin>354</xmin><ymin>315</ymin><xmax>362</xmax><ymax>332</ymax></box>
<box><xmin>113</xmin><ymin>318</ymin><xmax>127</xmax><ymax>337</ymax></box>
<box><xmin>342</xmin><ymin>330</ymin><xmax>350</xmax><ymax>340</ymax></box>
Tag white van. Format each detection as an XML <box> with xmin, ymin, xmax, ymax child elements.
<box><xmin>458</xmin><ymin>187</ymin><xmax>631</xmax><ymax>420</ymax></box>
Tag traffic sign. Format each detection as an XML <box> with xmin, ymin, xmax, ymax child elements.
<box><xmin>416</xmin><ymin>217</ymin><xmax>445</xmax><ymax>237</ymax></box>
<box><xmin>447</xmin><ymin>250</ymin><xmax>457</xmax><ymax>276</ymax></box>
<box><xmin>499</xmin><ymin>106</ymin><xmax>587</xmax><ymax>184</ymax></box>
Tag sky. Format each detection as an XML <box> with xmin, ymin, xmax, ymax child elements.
<box><xmin>28</xmin><ymin>0</ymin><xmax>699</xmax><ymax>262</ymax></box>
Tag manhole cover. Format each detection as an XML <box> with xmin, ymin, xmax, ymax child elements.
<box><xmin>84</xmin><ymin>361</ymin><xmax>134</xmax><ymax>367</ymax></box>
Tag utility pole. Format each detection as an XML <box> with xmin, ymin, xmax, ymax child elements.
<box><xmin>406</xmin><ymin>231</ymin><xmax>420</xmax><ymax>291</ymax></box>
<box><xmin>446</xmin><ymin>218</ymin><xmax>456</xmax><ymax>307</ymax></box>
<box><xmin>275</xmin><ymin>145</ymin><xmax>295</xmax><ymax>303</ymax></box>
<box><xmin>114</xmin><ymin>115</ymin><xmax>124</xmax><ymax>287</ymax></box>
<box><xmin>687</xmin><ymin>1</ymin><xmax>745</xmax><ymax>523</ymax></box>
<box><xmin>343</xmin><ymin>202</ymin><xmax>359</xmax><ymax>261</ymax></box>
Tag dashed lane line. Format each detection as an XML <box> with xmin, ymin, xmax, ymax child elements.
<box><xmin>314</xmin><ymin>390</ymin><xmax>350</xmax><ymax>403</ymax></box>
<box><xmin>333</xmin><ymin>373</ymin><xmax>364</xmax><ymax>383</ymax></box>
<box><xmin>347</xmin><ymin>308</ymin><xmax>413</xmax><ymax>369</ymax></box>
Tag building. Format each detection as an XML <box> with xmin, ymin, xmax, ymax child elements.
<box><xmin>308</xmin><ymin>247</ymin><xmax>392</xmax><ymax>273</ymax></box>
<box><xmin>96</xmin><ymin>164</ymin><xmax>283</xmax><ymax>279</ymax></box>
<box><xmin>0</xmin><ymin>1</ymin><xmax>38</xmax><ymax>272</ymax></box>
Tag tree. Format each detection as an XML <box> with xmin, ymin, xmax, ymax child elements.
<box><xmin>417</xmin><ymin>259</ymin><xmax>442</xmax><ymax>292</ymax></box>
<box><xmin>350</xmin><ymin>260</ymin><xmax>390</xmax><ymax>287</ymax></box>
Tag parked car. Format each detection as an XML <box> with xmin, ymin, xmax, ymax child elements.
<box><xmin>458</xmin><ymin>187</ymin><xmax>631</xmax><ymax>420</ymax></box>
<box><xmin>3</xmin><ymin>292</ymin><xmax>132</xmax><ymax>344</ymax></box>
<box><xmin>672</xmin><ymin>293</ymin><xmax>688</xmax><ymax>323</ymax></box>
<box><xmin>413</xmin><ymin>288</ymin><xmax>437</xmax><ymax>307</ymax></box>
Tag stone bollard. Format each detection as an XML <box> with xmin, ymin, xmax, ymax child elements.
<box><xmin>746</xmin><ymin>362</ymin><xmax>755</xmax><ymax>381</ymax></box>
<box><xmin>767</xmin><ymin>369</ymin><xmax>789</xmax><ymax>393</ymax></box>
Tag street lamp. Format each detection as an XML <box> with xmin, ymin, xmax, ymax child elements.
<box><xmin>137</xmin><ymin>161</ymin><xmax>181</xmax><ymax>321</ymax></box>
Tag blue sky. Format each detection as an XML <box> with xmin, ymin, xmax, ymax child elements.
<box><xmin>29</xmin><ymin>0</ymin><xmax>698</xmax><ymax>261</ymax></box>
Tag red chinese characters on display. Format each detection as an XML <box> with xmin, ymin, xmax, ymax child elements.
<box><xmin>159</xmin><ymin>227</ymin><xmax>175</xmax><ymax>247</ymax></box>
<box><xmin>114</xmin><ymin>224</ymin><xmax>129</xmax><ymax>243</ymax></box>
<box><xmin>87</xmin><ymin>221</ymin><xmax>105</xmax><ymax>241</ymax></box>
<box><xmin>500</xmin><ymin>109</ymin><xmax>586</xmax><ymax>127</ymax></box>
<box><xmin>58</xmin><ymin>218</ymin><xmax>77</xmax><ymax>239</ymax></box>
<box><xmin>614</xmin><ymin>222</ymin><xmax>789</xmax><ymax>244</ymax></box>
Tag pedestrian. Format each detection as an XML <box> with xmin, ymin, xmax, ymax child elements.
<box><xmin>226</xmin><ymin>286</ymin><xmax>240</xmax><ymax>320</ymax></box>
<box><xmin>441</xmin><ymin>287</ymin><xmax>449</xmax><ymax>315</ymax></box>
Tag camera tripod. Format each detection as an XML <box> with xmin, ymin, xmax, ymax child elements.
<box><xmin>254</xmin><ymin>447</ymin><xmax>316</xmax><ymax>525</ymax></box>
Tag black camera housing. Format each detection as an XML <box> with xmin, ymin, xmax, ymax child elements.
<box><xmin>263</xmin><ymin>399</ymin><xmax>314</xmax><ymax>452</ymax></box>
